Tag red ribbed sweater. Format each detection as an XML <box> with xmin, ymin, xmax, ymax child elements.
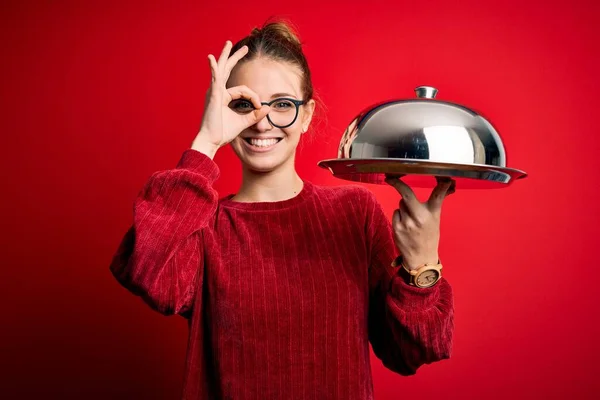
<box><xmin>110</xmin><ymin>149</ymin><xmax>454</xmax><ymax>399</ymax></box>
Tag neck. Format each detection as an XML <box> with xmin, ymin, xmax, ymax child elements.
<box><xmin>232</xmin><ymin>158</ymin><xmax>304</xmax><ymax>203</ymax></box>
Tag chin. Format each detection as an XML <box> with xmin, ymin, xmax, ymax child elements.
<box><xmin>246</xmin><ymin>161</ymin><xmax>281</xmax><ymax>173</ymax></box>
<box><xmin>240</xmin><ymin>153</ymin><xmax>290</xmax><ymax>173</ymax></box>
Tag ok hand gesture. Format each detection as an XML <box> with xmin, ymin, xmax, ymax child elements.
<box><xmin>192</xmin><ymin>41</ymin><xmax>271</xmax><ymax>157</ymax></box>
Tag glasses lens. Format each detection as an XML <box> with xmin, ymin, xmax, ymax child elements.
<box><xmin>268</xmin><ymin>99</ymin><xmax>297</xmax><ymax>127</ymax></box>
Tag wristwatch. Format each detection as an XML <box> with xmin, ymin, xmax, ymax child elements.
<box><xmin>392</xmin><ymin>255</ymin><xmax>443</xmax><ymax>288</ymax></box>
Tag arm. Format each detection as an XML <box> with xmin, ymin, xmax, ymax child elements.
<box><xmin>365</xmin><ymin>190</ymin><xmax>454</xmax><ymax>375</ymax></box>
<box><xmin>109</xmin><ymin>149</ymin><xmax>220</xmax><ymax>316</ymax></box>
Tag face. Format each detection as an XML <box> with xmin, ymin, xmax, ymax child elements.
<box><xmin>227</xmin><ymin>57</ymin><xmax>315</xmax><ymax>173</ymax></box>
<box><xmin>416</xmin><ymin>270</ymin><xmax>439</xmax><ymax>287</ymax></box>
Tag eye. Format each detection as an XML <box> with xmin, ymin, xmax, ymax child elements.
<box><xmin>229</xmin><ymin>99</ymin><xmax>254</xmax><ymax>114</ymax></box>
<box><xmin>272</xmin><ymin>99</ymin><xmax>294</xmax><ymax>110</ymax></box>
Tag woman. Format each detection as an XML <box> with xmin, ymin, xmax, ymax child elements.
<box><xmin>110</xmin><ymin>20</ymin><xmax>455</xmax><ymax>400</ymax></box>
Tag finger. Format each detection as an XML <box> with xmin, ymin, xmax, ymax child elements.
<box><xmin>399</xmin><ymin>199</ymin><xmax>412</xmax><ymax>222</ymax></box>
<box><xmin>435</xmin><ymin>176</ymin><xmax>456</xmax><ymax>191</ymax></box>
<box><xmin>385</xmin><ymin>176</ymin><xmax>421</xmax><ymax>212</ymax></box>
<box><xmin>208</xmin><ymin>54</ymin><xmax>218</xmax><ymax>82</ymax></box>
<box><xmin>244</xmin><ymin>105</ymin><xmax>271</xmax><ymax>127</ymax></box>
<box><xmin>217</xmin><ymin>40</ymin><xmax>233</xmax><ymax>70</ymax></box>
<box><xmin>392</xmin><ymin>209</ymin><xmax>402</xmax><ymax>226</ymax></box>
<box><xmin>225</xmin><ymin>45</ymin><xmax>249</xmax><ymax>78</ymax></box>
<box><xmin>447</xmin><ymin>178</ymin><xmax>456</xmax><ymax>195</ymax></box>
<box><xmin>427</xmin><ymin>177</ymin><xmax>454</xmax><ymax>211</ymax></box>
<box><xmin>392</xmin><ymin>209</ymin><xmax>402</xmax><ymax>240</ymax></box>
<box><xmin>227</xmin><ymin>85</ymin><xmax>262</xmax><ymax>110</ymax></box>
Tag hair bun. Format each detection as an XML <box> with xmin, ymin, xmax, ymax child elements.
<box><xmin>230</xmin><ymin>18</ymin><xmax>314</xmax><ymax>103</ymax></box>
<box><xmin>254</xmin><ymin>20</ymin><xmax>302</xmax><ymax>47</ymax></box>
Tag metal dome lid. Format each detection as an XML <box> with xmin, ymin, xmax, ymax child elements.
<box><xmin>317</xmin><ymin>86</ymin><xmax>527</xmax><ymax>189</ymax></box>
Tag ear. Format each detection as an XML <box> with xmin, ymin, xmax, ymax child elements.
<box><xmin>301</xmin><ymin>99</ymin><xmax>316</xmax><ymax>133</ymax></box>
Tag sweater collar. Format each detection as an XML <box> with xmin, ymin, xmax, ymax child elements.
<box><xmin>219</xmin><ymin>181</ymin><xmax>314</xmax><ymax>211</ymax></box>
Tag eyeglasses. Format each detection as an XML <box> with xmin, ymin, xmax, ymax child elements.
<box><xmin>229</xmin><ymin>97</ymin><xmax>305</xmax><ymax>129</ymax></box>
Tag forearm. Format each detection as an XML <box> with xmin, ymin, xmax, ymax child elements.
<box><xmin>109</xmin><ymin>149</ymin><xmax>219</xmax><ymax>315</ymax></box>
<box><xmin>369</xmin><ymin>275</ymin><xmax>454</xmax><ymax>375</ymax></box>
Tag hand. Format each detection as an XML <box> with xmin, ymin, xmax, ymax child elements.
<box><xmin>385</xmin><ymin>176</ymin><xmax>456</xmax><ymax>271</ymax></box>
<box><xmin>191</xmin><ymin>41</ymin><xmax>271</xmax><ymax>158</ymax></box>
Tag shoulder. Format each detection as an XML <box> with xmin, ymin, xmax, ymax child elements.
<box><xmin>308</xmin><ymin>181</ymin><xmax>378</xmax><ymax>208</ymax></box>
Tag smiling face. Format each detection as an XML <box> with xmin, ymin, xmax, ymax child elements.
<box><xmin>227</xmin><ymin>57</ymin><xmax>315</xmax><ymax>173</ymax></box>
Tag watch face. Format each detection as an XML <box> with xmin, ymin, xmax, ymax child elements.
<box><xmin>416</xmin><ymin>269</ymin><xmax>440</xmax><ymax>287</ymax></box>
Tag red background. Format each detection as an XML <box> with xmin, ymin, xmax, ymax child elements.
<box><xmin>2</xmin><ymin>0</ymin><xmax>599</xmax><ymax>398</ymax></box>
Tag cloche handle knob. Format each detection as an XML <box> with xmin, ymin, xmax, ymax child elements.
<box><xmin>415</xmin><ymin>86</ymin><xmax>438</xmax><ymax>99</ymax></box>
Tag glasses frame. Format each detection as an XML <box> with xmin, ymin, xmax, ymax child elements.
<box><xmin>259</xmin><ymin>98</ymin><xmax>306</xmax><ymax>129</ymax></box>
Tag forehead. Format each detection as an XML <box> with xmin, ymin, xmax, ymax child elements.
<box><xmin>228</xmin><ymin>58</ymin><xmax>303</xmax><ymax>99</ymax></box>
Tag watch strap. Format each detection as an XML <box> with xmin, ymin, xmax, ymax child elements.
<box><xmin>397</xmin><ymin>260</ymin><xmax>415</xmax><ymax>285</ymax></box>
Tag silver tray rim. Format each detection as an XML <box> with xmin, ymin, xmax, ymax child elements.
<box><xmin>317</xmin><ymin>158</ymin><xmax>528</xmax><ymax>186</ymax></box>
<box><xmin>318</xmin><ymin>158</ymin><xmax>527</xmax><ymax>176</ymax></box>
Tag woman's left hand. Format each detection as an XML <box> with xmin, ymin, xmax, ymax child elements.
<box><xmin>384</xmin><ymin>176</ymin><xmax>456</xmax><ymax>271</ymax></box>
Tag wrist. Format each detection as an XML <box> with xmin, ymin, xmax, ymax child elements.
<box><xmin>402</xmin><ymin>255</ymin><xmax>439</xmax><ymax>271</ymax></box>
<box><xmin>393</xmin><ymin>255</ymin><xmax>443</xmax><ymax>288</ymax></box>
<box><xmin>191</xmin><ymin>135</ymin><xmax>219</xmax><ymax>159</ymax></box>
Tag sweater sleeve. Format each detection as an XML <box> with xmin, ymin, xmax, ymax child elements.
<box><xmin>364</xmin><ymin>189</ymin><xmax>454</xmax><ymax>375</ymax></box>
<box><xmin>109</xmin><ymin>149</ymin><xmax>220</xmax><ymax>317</ymax></box>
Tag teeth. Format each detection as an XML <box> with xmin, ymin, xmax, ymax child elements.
<box><xmin>249</xmin><ymin>138</ymin><xmax>279</xmax><ymax>147</ymax></box>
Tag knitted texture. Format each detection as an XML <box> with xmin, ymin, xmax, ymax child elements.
<box><xmin>110</xmin><ymin>149</ymin><xmax>454</xmax><ymax>399</ymax></box>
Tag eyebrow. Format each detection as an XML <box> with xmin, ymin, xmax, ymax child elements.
<box><xmin>270</xmin><ymin>92</ymin><xmax>298</xmax><ymax>99</ymax></box>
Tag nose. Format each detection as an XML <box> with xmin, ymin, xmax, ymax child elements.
<box><xmin>252</xmin><ymin>109</ymin><xmax>273</xmax><ymax>132</ymax></box>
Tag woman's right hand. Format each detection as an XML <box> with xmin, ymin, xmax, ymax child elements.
<box><xmin>191</xmin><ymin>41</ymin><xmax>271</xmax><ymax>158</ymax></box>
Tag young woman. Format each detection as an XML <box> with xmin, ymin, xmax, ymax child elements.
<box><xmin>110</xmin><ymin>21</ymin><xmax>455</xmax><ymax>400</ymax></box>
